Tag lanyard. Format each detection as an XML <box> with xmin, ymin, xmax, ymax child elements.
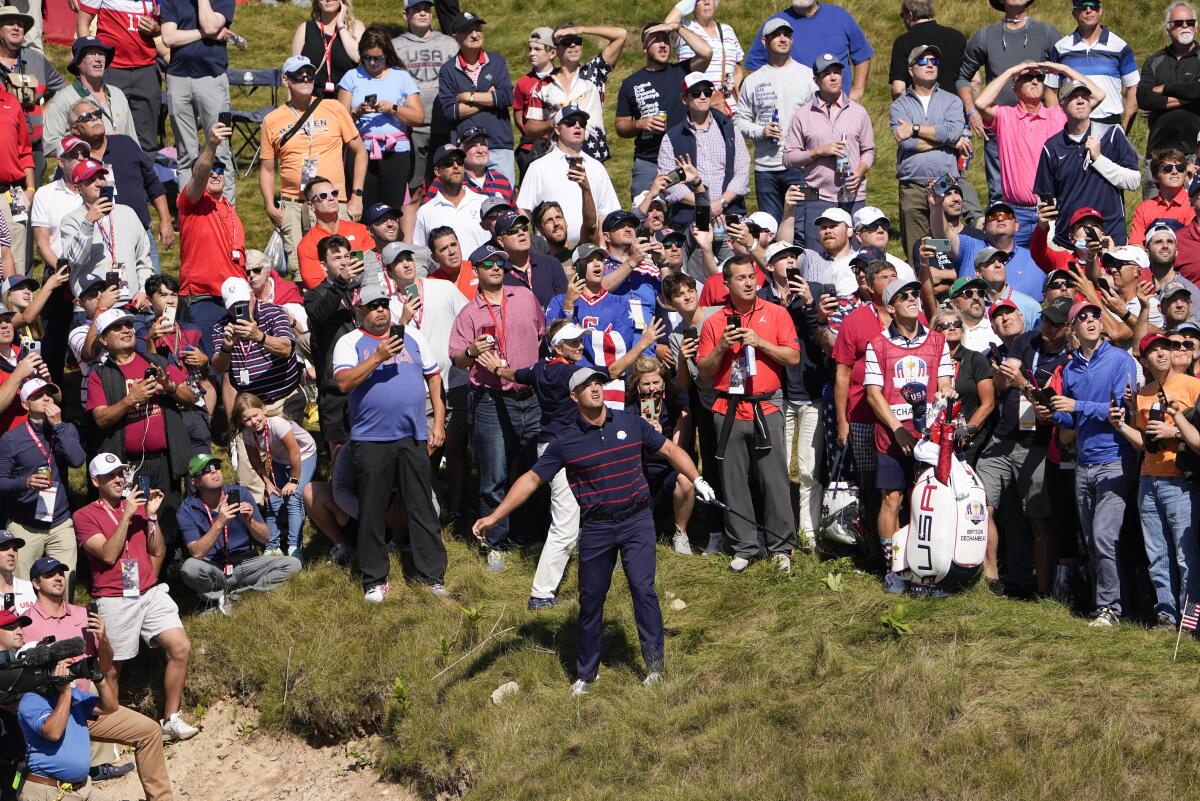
<box><xmin>24</xmin><ymin>421</ymin><xmax>51</xmax><ymax>475</ymax></box>
<box><xmin>97</xmin><ymin>217</ymin><xmax>117</xmax><ymax>264</ymax></box>
<box><xmin>200</xmin><ymin>496</ymin><xmax>230</xmax><ymax>562</ymax></box>
<box><xmin>320</xmin><ymin>21</ymin><xmax>337</xmax><ymax>83</ymax></box>
<box><xmin>94</xmin><ymin>500</ymin><xmax>132</xmax><ymax>559</ymax></box>
<box><xmin>255</xmin><ymin>425</ymin><xmax>273</xmax><ymax>483</ymax></box>
<box><xmin>482</xmin><ymin>290</ymin><xmax>508</xmax><ymax>357</ymax></box>
<box><xmin>507</xmin><ymin>265</ymin><xmax>532</xmax><ymax>292</ymax></box>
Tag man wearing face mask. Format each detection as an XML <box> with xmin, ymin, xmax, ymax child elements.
<box><xmin>1137</xmin><ymin>2</ymin><xmax>1200</xmax><ymax>163</ymax></box>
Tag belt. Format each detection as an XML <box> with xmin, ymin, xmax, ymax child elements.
<box><xmin>26</xmin><ymin>772</ymin><xmax>88</xmax><ymax>790</ymax></box>
<box><xmin>474</xmin><ymin>385</ymin><xmax>534</xmax><ymax>401</ymax></box>
<box><xmin>583</xmin><ymin>497</ymin><xmax>650</xmax><ymax>524</ymax></box>
<box><xmin>715</xmin><ymin>391</ymin><xmax>774</xmax><ymax>459</ymax></box>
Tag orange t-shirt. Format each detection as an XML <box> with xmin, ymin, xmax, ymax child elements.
<box><xmin>261</xmin><ymin>99</ymin><xmax>360</xmax><ymax>201</ymax></box>
<box><xmin>298</xmin><ymin>221</ymin><xmax>377</xmax><ymax>289</ymax></box>
<box><xmin>430</xmin><ymin>261</ymin><xmax>478</xmax><ymax>300</ymax></box>
<box><xmin>1137</xmin><ymin>372</ymin><xmax>1200</xmax><ymax>477</ymax></box>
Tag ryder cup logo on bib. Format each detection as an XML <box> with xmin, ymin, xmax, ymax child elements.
<box><xmin>891</xmin><ymin>355</ymin><xmax>928</xmax><ymax>388</ymax></box>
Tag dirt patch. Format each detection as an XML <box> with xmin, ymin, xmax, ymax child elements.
<box><xmin>103</xmin><ymin>702</ymin><xmax>414</xmax><ymax>801</ymax></box>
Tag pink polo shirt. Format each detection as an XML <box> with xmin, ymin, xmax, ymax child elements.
<box><xmin>986</xmin><ymin>103</ymin><xmax>1066</xmax><ymax>207</ymax></box>
<box><xmin>448</xmin><ymin>285</ymin><xmax>545</xmax><ymax>392</ymax></box>
<box><xmin>24</xmin><ymin>601</ymin><xmax>98</xmax><ymax>690</ymax></box>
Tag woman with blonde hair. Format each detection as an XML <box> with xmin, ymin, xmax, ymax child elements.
<box><xmin>232</xmin><ymin>392</ymin><xmax>319</xmax><ymax>558</ymax></box>
<box><xmin>292</xmin><ymin>0</ymin><xmax>366</xmax><ymax>97</ymax></box>
<box><xmin>3</xmin><ymin>268</ymin><xmax>70</xmax><ymax>349</ymax></box>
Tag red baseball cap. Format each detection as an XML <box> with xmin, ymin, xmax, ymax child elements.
<box><xmin>57</xmin><ymin>135</ymin><xmax>90</xmax><ymax>158</ymax></box>
<box><xmin>1139</xmin><ymin>332</ymin><xmax>1172</xmax><ymax>354</ymax></box>
<box><xmin>988</xmin><ymin>297</ymin><xmax>1019</xmax><ymax>318</ymax></box>
<box><xmin>71</xmin><ymin>158</ymin><xmax>109</xmax><ymax>184</ymax></box>
<box><xmin>0</xmin><ymin>609</ymin><xmax>30</xmax><ymax>629</ymax></box>
<box><xmin>1069</xmin><ymin>299</ymin><xmax>1101</xmax><ymax>323</ymax></box>
<box><xmin>1068</xmin><ymin>207</ymin><xmax>1103</xmax><ymax>227</ymax></box>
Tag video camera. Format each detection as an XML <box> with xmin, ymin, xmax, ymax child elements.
<box><xmin>0</xmin><ymin>637</ymin><xmax>101</xmax><ymax>704</ymax></box>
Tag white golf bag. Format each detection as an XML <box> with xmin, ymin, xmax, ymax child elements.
<box><xmin>890</xmin><ymin>400</ymin><xmax>988</xmax><ymax>591</ymax></box>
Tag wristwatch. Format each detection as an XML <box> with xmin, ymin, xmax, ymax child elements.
<box><xmin>351</xmin><ymin>188</ymin><xmax>363</xmax><ymax>197</ymax></box>
<box><xmin>912</xmin><ymin>124</ymin><xmax>922</xmax><ymax>139</ymax></box>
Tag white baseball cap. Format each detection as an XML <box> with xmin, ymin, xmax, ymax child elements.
<box><xmin>683</xmin><ymin>72</ymin><xmax>714</xmax><ymax>92</ymax></box>
<box><xmin>813</xmin><ymin>207</ymin><xmax>853</xmax><ymax>227</ymax></box>
<box><xmin>764</xmin><ymin>241</ymin><xmax>802</xmax><ymax>263</ymax></box>
<box><xmin>94</xmin><ymin>308</ymin><xmax>134</xmax><ymax>336</ymax></box>
<box><xmin>19</xmin><ymin>378</ymin><xmax>60</xmax><ymax>403</ymax></box>
<box><xmin>221</xmin><ymin>276</ymin><xmax>252</xmax><ymax>309</ymax></box>
<box><xmin>745</xmin><ymin>211</ymin><xmax>778</xmax><ymax>235</ymax></box>
<box><xmin>550</xmin><ymin>322</ymin><xmax>587</xmax><ymax>346</ymax></box>
<box><xmin>852</xmin><ymin>206</ymin><xmax>890</xmax><ymax>229</ymax></box>
<box><xmin>88</xmin><ymin>452</ymin><xmax>128</xmax><ymax>478</ymax></box>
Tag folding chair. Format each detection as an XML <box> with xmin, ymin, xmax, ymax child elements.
<box><xmin>226</xmin><ymin>67</ymin><xmax>282</xmax><ymax>177</ymax></box>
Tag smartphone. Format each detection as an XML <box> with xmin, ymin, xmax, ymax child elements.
<box><xmin>661</xmin><ymin>167</ymin><xmax>686</xmax><ymax>189</ymax></box>
<box><xmin>99</xmin><ymin>185</ymin><xmax>115</xmax><ymax>203</ymax></box>
<box><xmin>481</xmin><ymin>323</ymin><xmax>496</xmax><ymax>344</ymax></box>
<box><xmin>639</xmin><ymin>396</ymin><xmax>659</xmax><ymax>421</ymax></box>
<box><xmin>566</xmin><ymin>156</ymin><xmax>583</xmax><ymax>172</ymax></box>
<box><xmin>802</xmin><ymin>186</ymin><xmax>821</xmax><ymax>203</ymax></box>
<box><xmin>403</xmin><ymin>282</ymin><xmax>420</xmax><ymax>302</ymax></box>
<box><xmin>927</xmin><ymin>238</ymin><xmax>951</xmax><ymax>254</ymax></box>
<box><xmin>726</xmin><ymin>212</ymin><xmax>744</xmax><ymax>227</ymax></box>
<box><xmin>390</xmin><ymin>323</ymin><xmax>405</xmax><ymax>345</ymax></box>
<box><xmin>1085</xmin><ymin>225</ymin><xmax>1100</xmax><ymax>243</ymax></box>
<box><xmin>931</xmin><ymin>173</ymin><xmax>957</xmax><ymax>197</ymax></box>
<box><xmin>226</xmin><ymin>487</ymin><xmax>241</xmax><ymax>506</ymax></box>
<box><xmin>986</xmin><ymin>343</ymin><xmax>1006</xmax><ymax>366</ymax></box>
<box><xmin>143</xmin><ymin>367</ymin><xmax>157</xmax><ymax>381</ymax></box>
<box><xmin>231</xmin><ymin>300</ymin><xmax>251</xmax><ymax>322</ymax></box>
<box><xmin>104</xmin><ymin>270</ymin><xmax>119</xmax><ymax>288</ymax></box>
<box><xmin>681</xmin><ymin>325</ymin><xmax>698</xmax><ymax>345</ymax></box>
<box><xmin>137</xmin><ymin>474</ymin><xmax>151</xmax><ymax>496</ymax></box>
<box><xmin>159</xmin><ymin>305</ymin><xmax>176</xmax><ymax>327</ymax></box>
<box><xmin>695</xmin><ymin>204</ymin><xmax>711</xmax><ymax>232</ymax></box>
<box><xmin>364</xmin><ymin>93</ymin><xmax>377</xmax><ymax>105</ymax></box>
<box><xmin>727</xmin><ymin>313</ymin><xmax>741</xmax><ymax>330</ymax></box>
<box><xmin>1095</xmin><ymin>276</ymin><xmax>1110</xmax><ymax>292</ymax></box>
<box><xmin>574</xmin><ymin>260</ymin><xmax>589</xmax><ymax>281</ymax></box>
<box><xmin>636</xmin><ymin>223</ymin><xmax>652</xmax><ymax>240</ymax></box>
<box><xmin>1037</xmin><ymin>193</ymin><xmax>1056</xmax><ymax>207</ymax></box>
<box><xmin>86</xmin><ymin>601</ymin><xmax>98</xmax><ymax>615</ymax></box>
<box><xmin>217</xmin><ymin>110</ymin><xmax>232</xmax><ymax>127</ymax></box>
<box><xmin>786</xmin><ymin>266</ymin><xmax>802</xmax><ymax>283</ymax></box>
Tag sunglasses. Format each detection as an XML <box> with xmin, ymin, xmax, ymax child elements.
<box><xmin>1160</xmin><ymin>163</ymin><xmax>1187</xmax><ymax>174</ymax></box>
<box><xmin>1174</xmin><ymin>338</ymin><xmax>1197</xmax><ymax>349</ymax></box>
<box><xmin>107</xmin><ymin>320</ymin><xmax>135</xmax><ymax>331</ymax></box>
<box><xmin>438</xmin><ymin>156</ymin><xmax>465</xmax><ymax>167</ymax></box>
<box><xmin>935</xmin><ymin>320</ymin><xmax>963</xmax><ymax>331</ymax></box>
<box><xmin>957</xmin><ymin>288</ymin><xmax>985</xmax><ymax>300</ymax></box>
<box><xmin>364</xmin><ymin>299</ymin><xmax>390</xmax><ymax>311</ymax></box>
<box><xmin>1157</xmin><ymin>341</ymin><xmax>1187</xmax><ymax>351</ymax></box>
<box><xmin>73</xmin><ymin>110</ymin><xmax>102</xmax><ymax>124</ymax></box>
<box><xmin>688</xmin><ymin>86</ymin><xmax>715</xmax><ymax>99</ymax></box>
<box><xmin>914</xmin><ymin>56</ymin><xmax>939</xmax><ymax>67</ymax></box>
<box><xmin>1076</xmin><ymin>1</ymin><xmax>1101</xmax><ymax>9</ymax></box>
<box><xmin>211</xmin><ymin>166</ymin><xmax>226</xmax><ymax>176</ymax></box>
<box><xmin>361</xmin><ymin>54</ymin><xmax>386</xmax><ymax>63</ymax></box>
<box><xmin>859</xmin><ymin>221</ymin><xmax>890</xmax><ymax>233</ymax></box>
<box><xmin>308</xmin><ymin>188</ymin><xmax>340</xmax><ymax>202</ymax></box>
<box><xmin>1046</xmin><ymin>280</ymin><xmax>1071</xmax><ymax>290</ymax></box>
<box><xmin>1074</xmin><ymin>310</ymin><xmax>1102</xmax><ymax>323</ymax></box>
<box><xmin>555</xmin><ymin>35</ymin><xmax>583</xmax><ymax>48</ymax></box>
<box><xmin>501</xmin><ymin>222</ymin><xmax>530</xmax><ymax>236</ymax></box>
<box><xmin>200</xmin><ymin>462</ymin><xmax>221</xmax><ymax>476</ymax></box>
<box><xmin>1017</xmin><ymin>72</ymin><xmax>1045</xmax><ymax>83</ymax></box>
<box><xmin>1171</xmin><ymin>18</ymin><xmax>1197</xmax><ymax>28</ymax></box>
<box><xmin>891</xmin><ymin>289</ymin><xmax>920</xmax><ymax>303</ymax></box>
<box><xmin>662</xmin><ymin>240</ymin><xmax>684</xmax><ymax>250</ymax></box>
<box><xmin>558</xmin><ymin>117</ymin><xmax>586</xmax><ymax>129</ymax></box>
<box><xmin>478</xmin><ymin>258</ymin><xmax>505</xmax><ymax>270</ymax></box>
<box><xmin>246</xmin><ymin>266</ymin><xmax>265</xmax><ymax>275</ymax></box>
<box><xmin>986</xmin><ymin>211</ymin><xmax>1015</xmax><ymax>223</ymax></box>
<box><xmin>288</xmin><ymin>72</ymin><xmax>316</xmax><ymax>83</ymax></box>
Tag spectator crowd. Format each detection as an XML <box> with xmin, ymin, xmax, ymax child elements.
<box><xmin>0</xmin><ymin>0</ymin><xmax>1198</xmax><ymax>792</ymax></box>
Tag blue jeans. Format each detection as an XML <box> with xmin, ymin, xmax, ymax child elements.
<box><xmin>1011</xmin><ymin>203</ymin><xmax>1036</xmax><ymax>250</ymax></box>
<box><xmin>1076</xmin><ymin>459</ymin><xmax>1134</xmax><ymax>616</ymax></box>
<box><xmin>983</xmin><ymin>133</ymin><xmax>1001</xmax><ymax>206</ymax></box>
<box><xmin>488</xmin><ymin>150</ymin><xmax>516</xmax><ymax>188</ymax></box>
<box><xmin>146</xmin><ymin>227</ymin><xmax>161</xmax><ymax>273</ymax></box>
<box><xmin>182</xmin><ymin>296</ymin><xmax>227</xmax><ymax>358</ymax></box>
<box><xmin>754</xmin><ymin>167</ymin><xmax>806</xmax><ymax>246</ymax></box>
<box><xmin>631</xmin><ymin>158</ymin><xmax>658</xmax><ymax>200</ymax></box>
<box><xmin>1139</xmin><ymin>474</ymin><xmax>1199</xmax><ymax>623</ymax></box>
<box><xmin>265</xmin><ymin>453</ymin><xmax>317</xmax><ymax>551</ymax></box>
<box><xmin>471</xmin><ymin>390</ymin><xmax>541</xmax><ymax>549</ymax></box>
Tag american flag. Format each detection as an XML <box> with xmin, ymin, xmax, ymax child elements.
<box><xmin>1182</xmin><ymin>602</ymin><xmax>1200</xmax><ymax>633</ymax></box>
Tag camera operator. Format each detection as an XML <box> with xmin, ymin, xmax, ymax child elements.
<box><xmin>22</xmin><ymin>558</ymin><xmax>174</xmax><ymax>800</ymax></box>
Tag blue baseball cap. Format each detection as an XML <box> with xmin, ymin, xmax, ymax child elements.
<box><xmin>362</xmin><ymin>202</ymin><xmax>401</xmax><ymax>225</ymax></box>
<box><xmin>405</xmin><ymin>0</ymin><xmax>432</xmax><ymax>7</ymax></box>
<box><xmin>602</xmin><ymin>209</ymin><xmax>639</xmax><ymax>232</ymax></box>
<box><xmin>0</xmin><ymin>530</ymin><xmax>24</xmax><ymax>550</ymax></box>
<box><xmin>29</xmin><ymin>556</ymin><xmax>68</xmax><ymax>579</ymax></box>
<box><xmin>281</xmin><ymin>55</ymin><xmax>315</xmax><ymax>76</ymax></box>
<box><xmin>554</xmin><ymin>104</ymin><xmax>589</xmax><ymax>125</ymax></box>
<box><xmin>469</xmin><ymin>242</ymin><xmax>509</xmax><ymax>265</ymax></box>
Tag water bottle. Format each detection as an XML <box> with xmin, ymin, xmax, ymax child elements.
<box><xmin>957</xmin><ymin>123</ymin><xmax>973</xmax><ymax>174</ymax></box>
<box><xmin>835</xmin><ymin>134</ymin><xmax>850</xmax><ymax>181</ymax></box>
<box><xmin>769</xmin><ymin>108</ymin><xmax>780</xmax><ymax>143</ymax></box>
<box><xmin>713</xmin><ymin>218</ymin><xmax>726</xmax><ymax>240</ymax></box>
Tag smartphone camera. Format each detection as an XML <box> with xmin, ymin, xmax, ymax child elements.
<box><xmin>217</xmin><ymin>110</ymin><xmax>232</xmax><ymax>127</ymax></box>
<box><xmin>661</xmin><ymin>167</ymin><xmax>686</xmax><ymax>189</ymax></box>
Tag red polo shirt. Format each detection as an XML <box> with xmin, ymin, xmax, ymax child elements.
<box><xmin>178</xmin><ymin>188</ymin><xmax>246</xmax><ymax>297</ymax></box>
<box><xmin>0</xmin><ymin>86</ymin><xmax>32</xmax><ymax>186</ymax></box>
<box><xmin>696</xmin><ymin>298</ymin><xmax>798</xmax><ymax>420</ymax></box>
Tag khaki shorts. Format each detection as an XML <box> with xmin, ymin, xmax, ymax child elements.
<box><xmin>96</xmin><ymin>583</ymin><xmax>183</xmax><ymax>662</ymax></box>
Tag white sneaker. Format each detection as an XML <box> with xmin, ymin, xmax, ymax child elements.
<box><xmin>428</xmin><ymin>582</ymin><xmax>450</xmax><ymax>598</ymax></box>
<box><xmin>486</xmin><ymin>549</ymin><xmax>506</xmax><ymax>573</ymax></box>
<box><xmin>364</xmin><ymin>583</ymin><xmax>390</xmax><ymax>603</ymax></box>
<box><xmin>217</xmin><ymin>592</ymin><xmax>233</xmax><ymax>617</ymax></box>
<box><xmin>1089</xmin><ymin>607</ymin><xmax>1119</xmax><ymax>628</ymax></box>
<box><xmin>671</xmin><ymin>530</ymin><xmax>692</xmax><ymax>555</ymax></box>
<box><xmin>160</xmin><ymin>713</ymin><xmax>199</xmax><ymax>742</ymax></box>
<box><xmin>729</xmin><ymin>556</ymin><xmax>750</xmax><ymax>573</ymax></box>
<box><xmin>884</xmin><ymin>571</ymin><xmax>906</xmax><ymax>594</ymax></box>
<box><xmin>642</xmin><ymin>671</ymin><xmax>662</xmax><ymax>688</ymax></box>
<box><xmin>263</xmin><ymin>548</ymin><xmax>283</xmax><ymax>557</ymax></box>
<box><xmin>773</xmin><ymin>553</ymin><xmax>791</xmax><ymax>574</ymax></box>
<box><xmin>569</xmin><ymin>679</ymin><xmax>590</xmax><ymax>697</ymax></box>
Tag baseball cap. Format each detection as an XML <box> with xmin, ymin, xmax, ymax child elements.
<box><xmin>1140</xmin><ymin>332</ymin><xmax>1174</xmax><ymax>354</ymax></box>
<box><xmin>883</xmin><ymin>279</ymin><xmax>921</xmax><ymax>305</ymax></box>
<box><xmin>852</xmin><ymin>206</ymin><xmax>889</xmax><ymax>229</ymax></box>
<box><xmin>19</xmin><ymin>378</ymin><xmax>60</xmax><ymax>403</ymax></box>
<box><xmin>0</xmin><ymin>530</ymin><xmax>24</xmax><ymax>550</ymax></box>
<box><xmin>812</xmin><ymin>52</ymin><xmax>844</xmax><ymax>74</ymax></box>
<box><xmin>1069</xmin><ymin>299</ymin><xmax>1102</xmax><ymax>323</ymax></box>
<box><xmin>73</xmin><ymin>272</ymin><xmax>107</xmax><ymax>298</ymax></box>
<box><xmin>985</xmin><ymin>200</ymin><xmax>1015</xmax><ymax>216</ymax></box>
<box><xmin>1174</xmin><ymin>321</ymin><xmax>1200</xmax><ymax>337</ymax></box>
<box><xmin>682</xmin><ymin>72</ymin><xmax>714</xmax><ymax>92</ymax></box>
<box><xmin>988</xmin><ymin>297</ymin><xmax>1020</xmax><ymax>318</ymax></box>
<box><xmin>71</xmin><ymin>158</ymin><xmax>108</xmax><ymax>183</ymax></box>
<box><xmin>1162</xmin><ymin>281</ymin><xmax>1192</xmax><ymax>302</ymax></box>
<box><xmin>479</xmin><ymin>194</ymin><xmax>513</xmax><ymax>220</ymax></box>
<box><xmin>1058</xmin><ymin>78</ymin><xmax>1091</xmax><ymax>102</ymax></box>
<box><xmin>353</xmin><ymin>283</ymin><xmax>391</xmax><ymax>306</ymax></box>
<box><xmin>56</xmin><ymin>135</ymin><xmax>90</xmax><ymax>158</ymax></box>
<box><xmin>550</xmin><ymin>322</ymin><xmax>587</xmax><ymax>346</ymax></box>
<box><xmin>529</xmin><ymin>26</ymin><xmax>555</xmax><ymax>47</ymax></box>
<box><xmin>762</xmin><ymin>18</ymin><xmax>793</xmax><ymax>37</ymax></box>
<box><xmin>2</xmin><ymin>275</ymin><xmax>36</xmax><ymax>298</ymax></box>
<box><xmin>572</xmin><ymin>242</ymin><xmax>605</xmax><ymax>264</ymax></box>
<box><xmin>1042</xmin><ymin>295</ymin><xmax>1073</xmax><ymax>326</ymax></box>
<box><xmin>1068</xmin><ymin>206</ymin><xmax>1103</xmax><ymax>227</ymax></box>
<box><xmin>1146</xmin><ymin>221</ymin><xmax>1178</xmax><ymax>244</ymax></box>
<box><xmin>948</xmin><ymin>276</ymin><xmax>987</xmax><ymax>299</ymax></box>
<box><xmin>568</xmin><ymin>367</ymin><xmax>609</xmax><ymax>393</ymax></box>
<box><xmin>764</xmin><ymin>242</ymin><xmax>802</xmax><ymax>263</ymax></box>
<box><xmin>381</xmin><ymin>240</ymin><xmax>418</xmax><ymax>264</ymax></box>
<box><xmin>973</xmin><ymin>246</ymin><xmax>1011</xmax><ymax>269</ymax></box>
<box><xmin>1044</xmin><ymin>268</ymin><xmax>1073</xmax><ymax>288</ymax></box>
<box><xmin>88</xmin><ymin>452</ymin><xmax>128</xmax><ymax>478</ymax></box>
<box><xmin>745</xmin><ymin>211</ymin><xmax>778</xmax><ymax>236</ymax></box>
<box><xmin>554</xmin><ymin>104</ymin><xmax>589</xmax><ymax>125</ymax></box>
<box><xmin>493</xmin><ymin>209</ymin><xmax>530</xmax><ymax>235</ymax></box>
<box><xmin>602</xmin><ymin>209</ymin><xmax>639</xmax><ymax>232</ymax></box>
<box><xmin>68</xmin><ymin>36</ymin><xmax>114</xmax><ymax>75</ymax></box>
<box><xmin>432</xmin><ymin>142</ymin><xmax>466</xmax><ymax>167</ymax></box>
<box><xmin>450</xmin><ymin>11</ymin><xmax>486</xmax><ymax>33</ymax></box>
<box><xmin>849</xmin><ymin>245</ymin><xmax>888</xmax><ymax>266</ymax></box>
<box><xmin>0</xmin><ymin>609</ymin><xmax>30</xmax><ymax>628</ymax></box>
<box><xmin>469</xmin><ymin>242</ymin><xmax>509</xmax><ymax>265</ymax></box>
<box><xmin>458</xmin><ymin>124</ymin><xmax>488</xmax><ymax>144</ymax></box>
<box><xmin>1101</xmin><ymin>245</ymin><xmax>1150</xmax><ymax>269</ymax></box>
<box><xmin>632</xmin><ymin>190</ymin><xmax>666</xmax><ymax>210</ymax></box>
<box><xmin>813</xmin><ymin>207</ymin><xmax>852</xmax><ymax>227</ymax></box>
<box><xmin>1189</xmin><ymin>176</ymin><xmax>1200</xmax><ymax>198</ymax></box>
<box><xmin>29</xmin><ymin>556</ymin><xmax>68</xmax><ymax>579</ymax></box>
<box><xmin>361</xmin><ymin>202</ymin><xmax>400</xmax><ymax>225</ymax></box>
<box><xmin>654</xmin><ymin>228</ymin><xmax>686</xmax><ymax>245</ymax></box>
<box><xmin>187</xmin><ymin>453</ymin><xmax>222</xmax><ymax>477</ymax></box>
<box><xmin>220</xmin><ymin>276</ymin><xmax>252</xmax><ymax>309</ymax></box>
<box><xmin>94</xmin><ymin>308</ymin><xmax>135</xmax><ymax>336</ymax></box>
<box><xmin>907</xmin><ymin>44</ymin><xmax>940</xmax><ymax>65</ymax></box>
<box><xmin>405</xmin><ymin>0</ymin><xmax>433</xmax><ymax>7</ymax></box>
<box><xmin>281</xmin><ymin>54</ymin><xmax>315</xmax><ymax>76</ymax></box>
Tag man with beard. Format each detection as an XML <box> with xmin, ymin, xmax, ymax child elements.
<box><xmin>948</xmin><ymin>276</ymin><xmax>1001</xmax><ymax>353</ymax></box>
<box><xmin>1137</xmin><ymin>2</ymin><xmax>1200</xmax><ymax>162</ymax></box>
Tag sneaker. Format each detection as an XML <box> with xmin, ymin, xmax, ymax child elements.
<box><xmin>671</xmin><ymin>529</ymin><xmax>692</xmax><ymax>555</ymax></box>
<box><xmin>1154</xmin><ymin>613</ymin><xmax>1177</xmax><ymax>632</ymax></box>
<box><xmin>729</xmin><ymin>556</ymin><xmax>750</xmax><ymax>573</ymax></box>
<box><xmin>569</xmin><ymin>679</ymin><xmax>590</xmax><ymax>697</ymax></box>
<box><xmin>486</xmin><ymin>549</ymin><xmax>506</xmax><ymax>573</ymax></box>
<box><xmin>883</xmin><ymin>571</ymin><xmax>906</xmax><ymax>594</ymax></box>
<box><xmin>329</xmin><ymin>543</ymin><xmax>353</xmax><ymax>567</ymax></box>
<box><xmin>263</xmin><ymin>548</ymin><xmax>283</xmax><ymax>557</ymax></box>
<box><xmin>90</xmin><ymin>762</ymin><xmax>135</xmax><ymax>782</ymax></box>
<box><xmin>772</xmin><ymin>553</ymin><xmax>791</xmax><ymax>574</ymax></box>
<box><xmin>217</xmin><ymin>592</ymin><xmax>233</xmax><ymax>617</ymax></box>
<box><xmin>527</xmin><ymin>596</ymin><xmax>557</xmax><ymax>611</ymax></box>
<box><xmin>428</xmin><ymin>582</ymin><xmax>450</xmax><ymax>598</ymax></box>
<box><xmin>1089</xmin><ymin>607</ymin><xmax>1119</xmax><ymax>628</ymax></box>
<box><xmin>642</xmin><ymin>671</ymin><xmax>662</xmax><ymax>688</ymax></box>
<box><xmin>286</xmin><ymin>545</ymin><xmax>304</xmax><ymax>561</ymax></box>
<box><xmin>160</xmin><ymin>713</ymin><xmax>199</xmax><ymax>742</ymax></box>
<box><xmin>987</xmin><ymin>578</ymin><xmax>1007</xmax><ymax>598</ymax></box>
<box><xmin>364</xmin><ymin>583</ymin><xmax>390</xmax><ymax>603</ymax></box>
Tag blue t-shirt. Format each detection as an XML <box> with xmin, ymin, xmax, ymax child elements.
<box><xmin>331</xmin><ymin>327</ymin><xmax>440</xmax><ymax>442</ymax></box>
<box><xmin>18</xmin><ymin>688</ymin><xmax>98</xmax><ymax>782</ymax></box>
<box><xmin>744</xmin><ymin>4</ymin><xmax>873</xmax><ymax>79</ymax></box>
<box><xmin>177</xmin><ymin>485</ymin><xmax>267</xmax><ymax>563</ymax></box>
<box><xmin>160</xmin><ymin>0</ymin><xmax>237</xmax><ymax>78</ymax></box>
<box><xmin>337</xmin><ymin>66</ymin><xmax>420</xmax><ymax>152</ymax></box>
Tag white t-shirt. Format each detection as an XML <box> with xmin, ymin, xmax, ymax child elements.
<box><xmin>9</xmin><ymin>578</ymin><xmax>34</xmax><ymax>615</ymax></box>
<box><xmin>387</xmin><ymin>277</ymin><xmax>469</xmax><ymax>388</ymax></box>
<box><xmin>241</xmin><ymin>416</ymin><xmax>318</xmax><ymax>466</ymax></box>
<box><xmin>516</xmin><ymin>148</ymin><xmax>621</xmax><ymax>247</ymax></box>
<box><xmin>29</xmin><ymin>180</ymin><xmax>84</xmax><ymax>259</ymax></box>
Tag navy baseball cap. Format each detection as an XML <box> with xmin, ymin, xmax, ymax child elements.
<box><xmin>0</xmin><ymin>530</ymin><xmax>24</xmax><ymax>550</ymax></box>
<box><xmin>458</xmin><ymin>124</ymin><xmax>488</xmax><ymax>144</ymax></box>
<box><xmin>362</xmin><ymin>202</ymin><xmax>401</xmax><ymax>225</ymax></box>
<box><xmin>29</xmin><ymin>556</ymin><xmax>68</xmax><ymax>579</ymax></box>
<box><xmin>68</xmin><ymin>36</ymin><xmax>114</xmax><ymax>75</ymax></box>
<box><xmin>492</xmin><ymin>209</ymin><xmax>530</xmax><ymax>234</ymax></box>
<box><xmin>450</xmin><ymin>11</ymin><xmax>485</xmax><ymax>33</ymax></box>
<box><xmin>849</xmin><ymin>245</ymin><xmax>888</xmax><ymax>266</ymax></box>
<box><xmin>655</xmin><ymin>228</ymin><xmax>686</xmax><ymax>245</ymax></box>
<box><xmin>602</xmin><ymin>209</ymin><xmax>639</xmax><ymax>232</ymax></box>
<box><xmin>432</xmin><ymin>143</ymin><xmax>466</xmax><ymax>166</ymax></box>
<box><xmin>469</xmin><ymin>242</ymin><xmax>509</xmax><ymax>265</ymax></box>
<box><xmin>554</xmin><ymin>105</ymin><xmax>589</xmax><ymax>125</ymax></box>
